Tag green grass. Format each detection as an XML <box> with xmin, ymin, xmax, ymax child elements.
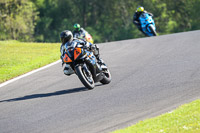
<box><xmin>112</xmin><ymin>99</ymin><xmax>200</xmax><ymax>133</ymax></box>
<box><xmin>0</xmin><ymin>40</ymin><xmax>60</xmax><ymax>83</ymax></box>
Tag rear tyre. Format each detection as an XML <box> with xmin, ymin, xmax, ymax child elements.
<box><xmin>75</xmin><ymin>65</ymin><xmax>94</xmax><ymax>89</ymax></box>
<box><xmin>149</xmin><ymin>25</ymin><xmax>157</xmax><ymax>36</ymax></box>
<box><xmin>100</xmin><ymin>68</ymin><xmax>111</xmax><ymax>84</ymax></box>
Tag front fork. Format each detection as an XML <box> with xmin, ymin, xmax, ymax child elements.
<box><xmin>82</xmin><ymin>63</ymin><xmax>91</xmax><ymax>77</ymax></box>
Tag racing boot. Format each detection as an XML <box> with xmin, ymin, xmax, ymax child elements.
<box><xmin>96</xmin><ymin>57</ymin><xmax>108</xmax><ymax>70</ymax></box>
<box><xmin>92</xmin><ymin>44</ymin><xmax>108</xmax><ymax>70</ymax></box>
<box><xmin>63</xmin><ymin>64</ymin><xmax>74</xmax><ymax>76</ymax></box>
<box><xmin>91</xmin><ymin>44</ymin><xmax>102</xmax><ymax>64</ymax></box>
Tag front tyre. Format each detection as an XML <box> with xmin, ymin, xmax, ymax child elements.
<box><xmin>149</xmin><ymin>25</ymin><xmax>157</xmax><ymax>36</ymax></box>
<box><xmin>75</xmin><ymin>65</ymin><xmax>95</xmax><ymax>89</ymax></box>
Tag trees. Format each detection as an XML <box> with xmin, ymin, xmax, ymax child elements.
<box><xmin>0</xmin><ymin>0</ymin><xmax>200</xmax><ymax>42</ymax></box>
<box><xmin>0</xmin><ymin>0</ymin><xmax>38</xmax><ymax>41</ymax></box>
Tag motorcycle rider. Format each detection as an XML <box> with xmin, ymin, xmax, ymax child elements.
<box><xmin>60</xmin><ymin>30</ymin><xmax>102</xmax><ymax>75</ymax></box>
<box><xmin>133</xmin><ymin>6</ymin><xmax>153</xmax><ymax>34</ymax></box>
<box><xmin>72</xmin><ymin>23</ymin><xmax>88</xmax><ymax>40</ymax></box>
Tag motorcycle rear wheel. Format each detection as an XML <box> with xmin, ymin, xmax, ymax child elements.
<box><xmin>75</xmin><ymin>65</ymin><xmax>95</xmax><ymax>89</ymax></box>
<box><xmin>100</xmin><ymin>68</ymin><xmax>111</xmax><ymax>84</ymax></box>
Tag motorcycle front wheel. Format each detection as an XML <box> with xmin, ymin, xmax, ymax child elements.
<box><xmin>75</xmin><ymin>64</ymin><xmax>95</xmax><ymax>89</ymax></box>
<box><xmin>149</xmin><ymin>25</ymin><xmax>157</xmax><ymax>36</ymax></box>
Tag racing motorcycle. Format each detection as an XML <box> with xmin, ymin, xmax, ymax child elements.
<box><xmin>139</xmin><ymin>13</ymin><xmax>157</xmax><ymax>36</ymax></box>
<box><xmin>74</xmin><ymin>32</ymin><xmax>94</xmax><ymax>44</ymax></box>
<box><xmin>63</xmin><ymin>40</ymin><xmax>111</xmax><ymax>89</ymax></box>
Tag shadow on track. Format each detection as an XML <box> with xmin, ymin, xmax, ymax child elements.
<box><xmin>0</xmin><ymin>87</ymin><xmax>88</xmax><ymax>103</ymax></box>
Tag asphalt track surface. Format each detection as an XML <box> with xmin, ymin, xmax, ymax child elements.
<box><xmin>1</xmin><ymin>30</ymin><xmax>200</xmax><ymax>133</ymax></box>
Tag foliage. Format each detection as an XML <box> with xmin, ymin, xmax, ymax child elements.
<box><xmin>0</xmin><ymin>0</ymin><xmax>200</xmax><ymax>43</ymax></box>
<box><xmin>0</xmin><ymin>0</ymin><xmax>38</xmax><ymax>41</ymax></box>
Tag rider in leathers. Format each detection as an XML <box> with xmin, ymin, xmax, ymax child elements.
<box><xmin>60</xmin><ymin>30</ymin><xmax>102</xmax><ymax>75</ymax></box>
<box><xmin>72</xmin><ymin>23</ymin><xmax>88</xmax><ymax>40</ymax></box>
<box><xmin>133</xmin><ymin>6</ymin><xmax>153</xmax><ymax>34</ymax></box>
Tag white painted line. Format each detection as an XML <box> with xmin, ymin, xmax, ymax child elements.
<box><xmin>0</xmin><ymin>60</ymin><xmax>61</xmax><ymax>88</ymax></box>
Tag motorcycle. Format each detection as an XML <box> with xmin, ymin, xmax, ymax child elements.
<box><xmin>139</xmin><ymin>13</ymin><xmax>157</xmax><ymax>36</ymax></box>
<box><xmin>74</xmin><ymin>32</ymin><xmax>94</xmax><ymax>44</ymax></box>
<box><xmin>62</xmin><ymin>40</ymin><xmax>111</xmax><ymax>89</ymax></box>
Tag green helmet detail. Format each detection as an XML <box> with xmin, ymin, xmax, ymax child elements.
<box><xmin>74</xmin><ymin>23</ymin><xmax>80</xmax><ymax>31</ymax></box>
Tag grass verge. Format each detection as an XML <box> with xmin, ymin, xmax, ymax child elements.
<box><xmin>112</xmin><ymin>99</ymin><xmax>200</xmax><ymax>133</ymax></box>
<box><xmin>0</xmin><ymin>40</ymin><xmax>60</xmax><ymax>83</ymax></box>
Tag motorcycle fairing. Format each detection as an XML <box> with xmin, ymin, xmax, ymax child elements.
<box><xmin>85</xmin><ymin>32</ymin><xmax>94</xmax><ymax>44</ymax></box>
<box><xmin>139</xmin><ymin>13</ymin><xmax>156</xmax><ymax>36</ymax></box>
<box><xmin>74</xmin><ymin>47</ymin><xmax>82</xmax><ymax>60</ymax></box>
<box><xmin>63</xmin><ymin>53</ymin><xmax>72</xmax><ymax>63</ymax></box>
